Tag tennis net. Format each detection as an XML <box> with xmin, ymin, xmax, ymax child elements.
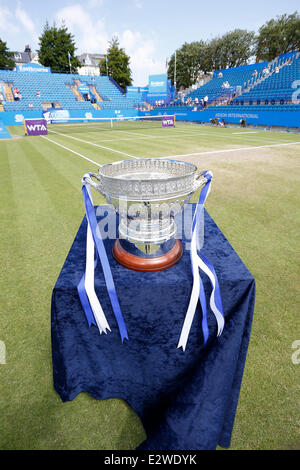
<box><xmin>46</xmin><ymin>114</ymin><xmax>175</xmax><ymax>134</ymax></box>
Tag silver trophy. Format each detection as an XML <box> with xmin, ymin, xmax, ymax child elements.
<box><xmin>83</xmin><ymin>158</ymin><xmax>210</xmax><ymax>271</ymax></box>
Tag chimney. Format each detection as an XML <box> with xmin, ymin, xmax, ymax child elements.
<box><xmin>24</xmin><ymin>44</ymin><xmax>32</xmax><ymax>60</ymax></box>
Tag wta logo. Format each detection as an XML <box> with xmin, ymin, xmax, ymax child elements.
<box><xmin>162</xmin><ymin>116</ymin><xmax>175</xmax><ymax>128</ymax></box>
<box><xmin>27</xmin><ymin>124</ymin><xmax>47</xmax><ymax>132</ymax></box>
<box><xmin>24</xmin><ymin>119</ymin><xmax>48</xmax><ymax>136</ymax></box>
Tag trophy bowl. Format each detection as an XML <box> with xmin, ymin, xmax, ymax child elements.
<box><xmin>83</xmin><ymin>158</ymin><xmax>209</xmax><ymax>271</ymax></box>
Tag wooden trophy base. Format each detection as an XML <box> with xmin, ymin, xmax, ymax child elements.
<box><xmin>113</xmin><ymin>239</ymin><xmax>183</xmax><ymax>272</ymax></box>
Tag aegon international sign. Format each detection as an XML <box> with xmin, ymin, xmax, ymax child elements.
<box><xmin>24</xmin><ymin>118</ymin><xmax>48</xmax><ymax>136</ymax></box>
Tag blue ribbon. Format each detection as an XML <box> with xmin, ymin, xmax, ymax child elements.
<box><xmin>196</xmin><ymin>171</ymin><xmax>211</xmax><ymax>344</ymax></box>
<box><xmin>195</xmin><ymin>171</ymin><xmax>224</xmax><ymax>344</ymax></box>
<box><xmin>78</xmin><ymin>184</ymin><xmax>128</xmax><ymax>342</ymax></box>
<box><xmin>178</xmin><ymin>170</ymin><xmax>225</xmax><ymax>350</ymax></box>
<box><xmin>77</xmin><ymin>256</ymin><xmax>98</xmax><ymax>327</ymax></box>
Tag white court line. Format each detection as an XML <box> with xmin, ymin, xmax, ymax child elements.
<box><xmin>41</xmin><ymin>135</ymin><xmax>101</xmax><ymax>166</ymax></box>
<box><xmin>157</xmin><ymin>141</ymin><xmax>300</xmax><ymax>159</ymax></box>
<box><xmin>42</xmin><ymin>134</ymin><xmax>300</xmax><ymax>167</ymax></box>
<box><xmin>48</xmin><ymin>128</ymin><xmax>138</xmax><ymax>159</ymax></box>
<box><xmin>49</xmin><ymin>126</ymin><xmax>216</xmax><ymax>146</ymax></box>
<box><xmin>114</xmin><ymin>129</ymin><xmax>158</xmax><ymax>138</ymax></box>
<box><xmin>232</xmin><ymin>131</ymin><xmax>258</xmax><ymax>135</ymax></box>
<box><xmin>49</xmin><ymin>123</ymin><xmax>99</xmax><ymax>128</ymax></box>
<box><xmin>92</xmin><ymin>132</ymin><xmax>212</xmax><ymax>143</ymax></box>
<box><xmin>161</xmin><ymin>126</ymin><xmax>297</xmax><ymax>143</ymax></box>
<box><xmin>164</xmin><ymin>127</ymin><xmax>252</xmax><ymax>138</ymax></box>
<box><xmin>93</xmin><ymin>135</ymin><xmax>153</xmax><ymax>143</ymax></box>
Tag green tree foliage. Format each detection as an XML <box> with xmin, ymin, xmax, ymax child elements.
<box><xmin>167</xmin><ymin>41</ymin><xmax>211</xmax><ymax>89</ymax></box>
<box><xmin>168</xmin><ymin>30</ymin><xmax>255</xmax><ymax>89</ymax></box>
<box><xmin>256</xmin><ymin>12</ymin><xmax>300</xmax><ymax>61</ymax></box>
<box><xmin>99</xmin><ymin>36</ymin><xmax>132</xmax><ymax>91</ymax></box>
<box><xmin>37</xmin><ymin>21</ymin><xmax>81</xmax><ymax>73</ymax></box>
<box><xmin>0</xmin><ymin>38</ymin><xmax>14</xmax><ymax>70</ymax></box>
<box><xmin>208</xmin><ymin>29</ymin><xmax>256</xmax><ymax>70</ymax></box>
<box><xmin>167</xmin><ymin>11</ymin><xmax>300</xmax><ymax>90</ymax></box>
<box><xmin>168</xmin><ymin>29</ymin><xmax>255</xmax><ymax>89</ymax></box>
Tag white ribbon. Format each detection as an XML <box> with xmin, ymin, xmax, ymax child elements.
<box><xmin>177</xmin><ymin>171</ymin><xmax>224</xmax><ymax>351</ymax></box>
<box><xmin>195</xmin><ymin>255</ymin><xmax>224</xmax><ymax>337</ymax></box>
<box><xmin>177</xmin><ymin>212</ymin><xmax>202</xmax><ymax>351</ymax></box>
<box><xmin>83</xmin><ymin>177</ymin><xmax>111</xmax><ymax>335</ymax></box>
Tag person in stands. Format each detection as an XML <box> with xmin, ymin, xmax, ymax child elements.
<box><xmin>29</xmin><ymin>102</ymin><xmax>33</xmax><ymax>110</ymax></box>
<box><xmin>13</xmin><ymin>88</ymin><xmax>21</xmax><ymax>101</ymax></box>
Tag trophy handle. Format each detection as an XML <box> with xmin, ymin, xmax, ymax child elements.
<box><xmin>194</xmin><ymin>170</ymin><xmax>212</xmax><ymax>190</ymax></box>
<box><xmin>82</xmin><ymin>173</ymin><xmax>105</xmax><ymax>195</ymax></box>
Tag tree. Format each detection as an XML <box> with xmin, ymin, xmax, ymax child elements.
<box><xmin>208</xmin><ymin>29</ymin><xmax>256</xmax><ymax>70</ymax></box>
<box><xmin>167</xmin><ymin>31</ymin><xmax>255</xmax><ymax>89</ymax></box>
<box><xmin>256</xmin><ymin>12</ymin><xmax>300</xmax><ymax>61</ymax></box>
<box><xmin>99</xmin><ymin>36</ymin><xmax>132</xmax><ymax>91</ymax></box>
<box><xmin>0</xmin><ymin>38</ymin><xmax>14</xmax><ymax>70</ymax></box>
<box><xmin>37</xmin><ymin>21</ymin><xmax>81</xmax><ymax>73</ymax></box>
<box><xmin>167</xmin><ymin>41</ymin><xmax>210</xmax><ymax>89</ymax></box>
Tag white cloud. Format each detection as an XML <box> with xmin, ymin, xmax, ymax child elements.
<box><xmin>0</xmin><ymin>3</ymin><xmax>39</xmax><ymax>50</ymax></box>
<box><xmin>55</xmin><ymin>4</ymin><xmax>109</xmax><ymax>53</ymax></box>
<box><xmin>134</xmin><ymin>0</ymin><xmax>143</xmax><ymax>8</ymax></box>
<box><xmin>87</xmin><ymin>0</ymin><xmax>104</xmax><ymax>8</ymax></box>
<box><xmin>0</xmin><ymin>6</ymin><xmax>20</xmax><ymax>36</ymax></box>
<box><xmin>55</xmin><ymin>4</ymin><xmax>164</xmax><ymax>85</ymax></box>
<box><xmin>119</xmin><ymin>29</ymin><xmax>165</xmax><ymax>86</ymax></box>
<box><xmin>16</xmin><ymin>2</ymin><xmax>36</xmax><ymax>35</ymax></box>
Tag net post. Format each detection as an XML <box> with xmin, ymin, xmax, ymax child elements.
<box><xmin>23</xmin><ymin>119</ymin><xmax>28</xmax><ymax>136</ymax></box>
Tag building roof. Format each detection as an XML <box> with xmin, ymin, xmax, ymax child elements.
<box><xmin>77</xmin><ymin>53</ymin><xmax>105</xmax><ymax>67</ymax></box>
<box><xmin>11</xmin><ymin>45</ymin><xmax>39</xmax><ymax>65</ymax></box>
<box><xmin>12</xmin><ymin>51</ymin><xmax>31</xmax><ymax>64</ymax></box>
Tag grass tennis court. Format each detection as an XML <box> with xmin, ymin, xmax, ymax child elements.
<box><xmin>0</xmin><ymin>121</ymin><xmax>299</xmax><ymax>449</ymax></box>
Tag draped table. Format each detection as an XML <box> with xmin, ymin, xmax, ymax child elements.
<box><xmin>51</xmin><ymin>204</ymin><xmax>255</xmax><ymax>450</ymax></box>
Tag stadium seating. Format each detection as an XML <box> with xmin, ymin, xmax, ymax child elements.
<box><xmin>0</xmin><ymin>50</ymin><xmax>298</xmax><ymax>123</ymax></box>
<box><xmin>0</xmin><ymin>71</ymin><xmax>143</xmax><ymax>112</ymax></box>
<box><xmin>231</xmin><ymin>52</ymin><xmax>300</xmax><ymax>105</ymax></box>
<box><xmin>152</xmin><ymin>51</ymin><xmax>300</xmax><ymax>120</ymax></box>
<box><xmin>180</xmin><ymin>62</ymin><xmax>268</xmax><ymax>106</ymax></box>
<box><xmin>91</xmin><ymin>76</ymin><xmax>144</xmax><ymax>109</ymax></box>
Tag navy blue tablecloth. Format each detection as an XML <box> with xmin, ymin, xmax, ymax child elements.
<box><xmin>51</xmin><ymin>204</ymin><xmax>255</xmax><ymax>450</ymax></box>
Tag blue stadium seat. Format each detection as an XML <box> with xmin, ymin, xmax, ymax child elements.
<box><xmin>0</xmin><ymin>71</ymin><xmax>143</xmax><ymax>112</ymax></box>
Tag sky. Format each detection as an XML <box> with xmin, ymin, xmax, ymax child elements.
<box><xmin>0</xmin><ymin>0</ymin><xmax>299</xmax><ymax>85</ymax></box>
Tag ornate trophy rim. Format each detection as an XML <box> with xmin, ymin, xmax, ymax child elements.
<box><xmin>85</xmin><ymin>158</ymin><xmax>206</xmax><ymax>202</ymax></box>
<box><xmin>98</xmin><ymin>158</ymin><xmax>198</xmax><ymax>183</ymax></box>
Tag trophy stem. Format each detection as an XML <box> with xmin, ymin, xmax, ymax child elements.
<box><xmin>113</xmin><ymin>239</ymin><xmax>183</xmax><ymax>272</ymax></box>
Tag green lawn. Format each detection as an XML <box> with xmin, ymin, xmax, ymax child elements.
<box><xmin>0</xmin><ymin>122</ymin><xmax>299</xmax><ymax>449</ymax></box>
